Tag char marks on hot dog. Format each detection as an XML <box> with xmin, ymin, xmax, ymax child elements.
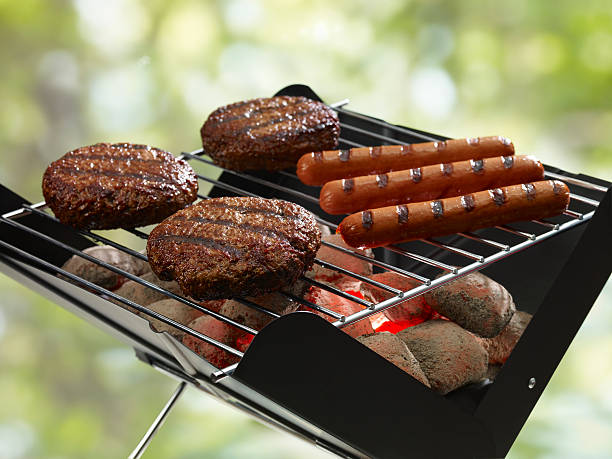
<box><xmin>297</xmin><ymin>135</ymin><xmax>515</xmax><ymax>186</ymax></box>
<box><xmin>320</xmin><ymin>155</ymin><xmax>544</xmax><ymax>214</ymax></box>
<box><xmin>337</xmin><ymin>180</ymin><xmax>570</xmax><ymax>248</ymax></box>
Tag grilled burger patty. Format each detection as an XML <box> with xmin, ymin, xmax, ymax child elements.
<box><xmin>147</xmin><ymin>197</ymin><xmax>321</xmax><ymax>300</ymax></box>
<box><xmin>200</xmin><ymin>96</ymin><xmax>340</xmax><ymax>171</ymax></box>
<box><xmin>42</xmin><ymin>143</ymin><xmax>198</xmax><ymax>230</ymax></box>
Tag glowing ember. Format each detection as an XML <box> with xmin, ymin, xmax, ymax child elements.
<box><xmin>344</xmin><ymin>289</ymin><xmax>365</xmax><ymax>299</ymax></box>
<box><xmin>235</xmin><ymin>333</ymin><xmax>254</xmax><ymax>353</ymax></box>
<box><xmin>374</xmin><ymin>319</ymin><xmax>408</xmax><ymax>334</ymax></box>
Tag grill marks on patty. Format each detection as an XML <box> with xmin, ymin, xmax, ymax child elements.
<box><xmin>201</xmin><ymin>96</ymin><xmax>340</xmax><ymax>172</ymax></box>
<box><xmin>42</xmin><ymin>143</ymin><xmax>198</xmax><ymax>229</ymax></box>
<box><xmin>147</xmin><ymin>197</ymin><xmax>322</xmax><ymax>300</ymax></box>
<box><xmin>206</xmin><ymin>98</ymin><xmax>305</xmax><ymax>127</ymax></box>
<box><xmin>52</xmin><ymin>166</ymin><xmax>171</xmax><ymax>184</ymax></box>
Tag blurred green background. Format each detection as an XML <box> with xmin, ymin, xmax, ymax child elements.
<box><xmin>1</xmin><ymin>0</ymin><xmax>611</xmax><ymax>457</ymax></box>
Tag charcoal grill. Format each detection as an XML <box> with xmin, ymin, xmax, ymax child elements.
<box><xmin>1</xmin><ymin>84</ymin><xmax>610</xmax><ymax>458</ymax></box>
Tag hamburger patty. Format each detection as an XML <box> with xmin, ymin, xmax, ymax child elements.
<box><xmin>42</xmin><ymin>143</ymin><xmax>198</xmax><ymax>229</ymax></box>
<box><xmin>147</xmin><ymin>197</ymin><xmax>321</xmax><ymax>300</ymax></box>
<box><xmin>200</xmin><ymin>96</ymin><xmax>340</xmax><ymax>171</ymax></box>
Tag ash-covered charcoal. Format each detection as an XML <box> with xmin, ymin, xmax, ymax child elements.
<box><xmin>477</xmin><ymin>310</ymin><xmax>532</xmax><ymax>364</ymax></box>
<box><xmin>61</xmin><ymin>245</ymin><xmax>149</xmax><ymax>291</ymax></box>
<box><xmin>42</xmin><ymin>143</ymin><xmax>198</xmax><ymax>230</ymax></box>
<box><xmin>201</xmin><ymin>96</ymin><xmax>340</xmax><ymax>172</ymax></box>
<box><xmin>219</xmin><ymin>292</ymin><xmax>299</xmax><ymax>331</ymax></box>
<box><xmin>182</xmin><ymin>315</ymin><xmax>242</xmax><ymax>369</ymax></box>
<box><xmin>142</xmin><ymin>299</ymin><xmax>206</xmax><ymax>340</ymax></box>
<box><xmin>357</xmin><ymin>332</ymin><xmax>430</xmax><ymax>387</ymax></box>
<box><xmin>306</xmin><ymin>233</ymin><xmax>373</xmax><ymax>283</ymax></box>
<box><xmin>397</xmin><ymin>320</ymin><xmax>488</xmax><ymax>395</ymax></box>
<box><xmin>360</xmin><ymin>272</ymin><xmax>433</xmax><ymax>328</ymax></box>
<box><xmin>302</xmin><ymin>286</ymin><xmax>374</xmax><ymax>338</ymax></box>
<box><xmin>147</xmin><ymin>197</ymin><xmax>321</xmax><ymax>300</ymax></box>
<box><xmin>424</xmin><ymin>272</ymin><xmax>516</xmax><ymax>338</ymax></box>
<box><xmin>113</xmin><ymin>271</ymin><xmax>183</xmax><ymax>310</ymax></box>
<box><xmin>484</xmin><ymin>364</ymin><xmax>503</xmax><ymax>381</ymax></box>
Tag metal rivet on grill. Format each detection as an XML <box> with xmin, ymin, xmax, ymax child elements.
<box><xmin>502</xmin><ymin>156</ymin><xmax>514</xmax><ymax>169</ymax></box>
<box><xmin>411</xmin><ymin>168</ymin><xmax>422</xmax><ymax>183</ymax></box>
<box><xmin>528</xmin><ymin>377</ymin><xmax>536</xmax><ymax>389</ymax></box>
<box><xmin>467</xmin><ymin>137</ymin><xmax>480</xmax><ymax>146</ymax></box>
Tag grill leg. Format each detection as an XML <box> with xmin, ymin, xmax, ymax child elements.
<box><xmin>128</xmin><ymin>381</ymin><xmax>187</xmax><ymax>459</ymax></box>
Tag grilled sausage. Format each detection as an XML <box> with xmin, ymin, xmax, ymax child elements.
<box><xmin>338</xmin><ymin>180</ymin><xmax>570</xmax><ymax>248</ymax></box>
<box><xmin>320</xmin><ymin>155</ymin><xmax>544</xmax><ymax>215</ymax></box>
<box><xmin>297</xmin><ymin>136</ymin><xmax>515</xmax><ymax>186</ymax></box>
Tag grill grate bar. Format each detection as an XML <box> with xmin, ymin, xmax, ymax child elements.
<box><xmin>184</xmin><ymin>153</ymin><xmax>320</xmax><ymax>205</ymax></box>
<box><xmin>23</xmin><ymin>205</ymin><xmax>148</xmax><ymax>261</ymax></box>
<box><xmin>126</xmin><ymin>228</ymin><xmax>150</xmax><ymax>240</ymax></box>
<box><xmin>456</xmin><ymin>232</ymin><xmax>511</xmax><ymax>251</ymax></box>
<box><xmin>332</xmin><ymin>106</ymin><xmax>439</xmax><ymax>142</ymax></box>
<box><xmin>312</xmin><ymin>258</ymin><xmax>403</xmax><ymax>295</ymax></box>
<box><xmin>195</xmin><ymin>172</ymin><xmax>340</xmax><ymax>229</ymax></box>
<box><xmin>338</xmin><ymin>137</ymin><xmax>366</xmax><ymax>148</ymax></box>
<box><xmin>2</xmin><ymin>200</ymin><xmax>47</xmax><ymax>220</ymax></box>
<box><xmin>569</xmin><ymin>193</ymin><xmax>600</xmax><ymax>207</ymax></box>
<box><xmin>319</xmin><ymin>240</ymin><xmax>431</xmax><ymax>284</ymax></box>
<box><xmin>0</xmin><ymin>238</ymin><xmax>244</xmax><ymax>357</ymax></box>
<box><xmin>385</xmin><ymin>244</ymin><xmax>459</xmax><ymax>273</ymax></box>
<box><xmin>421</xmin><ymin>238</ymin><xmax>485</xmax><ymax>263</ymax></box>
<box><xmin>301</xmin><ymin>276</ymin><xmax>373</xmax><ymax>308</ymax></box>
<box><xmin>531</xmin><ymin>219</ymin><xmax>560</xmax><ymax>230</ymax></box>
<box><xmin>339</xmin><ymin>123</ymin><xmax>408</xmax><ymax>146</ymax></box>
<box><xmin>0</xmin><ymin>215</ymin><xmax>259</xmax><ymax>336</ymax></box>
<box><xmin>564</xmin><ymin>209</ymin><xmax>584</xmax><ymax>220</ymax></box>
<box><xmin>495</xmin><ymin>225</ymin><xmax>537</xmax><ymax>240</ymax></box>
<box><xmin>283</xmin><ymin>291</ymin><xmax>345</xmax><ymax>321</ymax></box>
<box><xmin>545</xmin><ymin>171</ymin><xmax>609</xmax><ymax>192</ymax></box>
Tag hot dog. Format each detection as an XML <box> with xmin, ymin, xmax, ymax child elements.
<box><xmin>297</xmin><ymin>136</ymin><xmax>515</xmax><ymax>186</ymax></box>
<box><xmin>320</xmin><ymin>155</ymin><xmax>544</xmax><ymax>215</ymax></box>
<box><xmin>338</xmin><ymin>180</ymin><xmax>570</xmax><ymax>248</ymax></box>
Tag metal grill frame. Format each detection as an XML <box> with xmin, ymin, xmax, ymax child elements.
<box><xmin>0</xmin><ymin>83</ymin><xmax>610</xmax><ymax>458</ymax></box>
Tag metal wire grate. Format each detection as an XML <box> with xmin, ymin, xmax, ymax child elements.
<box><xmin>0</xmin><ymin>100</ymin><xmax>605</xmax><ymax>380</ymax></box>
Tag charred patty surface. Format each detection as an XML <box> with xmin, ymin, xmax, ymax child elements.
<box><xmin>147</xmin><ymin>197</ymin><xmax>321</xmax><ymax>300</ymax></box>
<box><xmin>200</xmin><ymin>96</ymin><xmax>340</xmax><ymax>171</ymax></box>
<box><xmin>42</xmin><ymin>143</ymin><xmax>198</xmax><ymax>230</ymax></box>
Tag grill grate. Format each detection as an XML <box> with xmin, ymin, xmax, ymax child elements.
<box><xmin>1</xmin><ymin>86</ymin><xmax>610</xmax><ymax>458</ymax></box>
<box><xmin>0</xmin><ymin>104</ymin><xmax>604</xmax><ymax>379</ymax></box>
